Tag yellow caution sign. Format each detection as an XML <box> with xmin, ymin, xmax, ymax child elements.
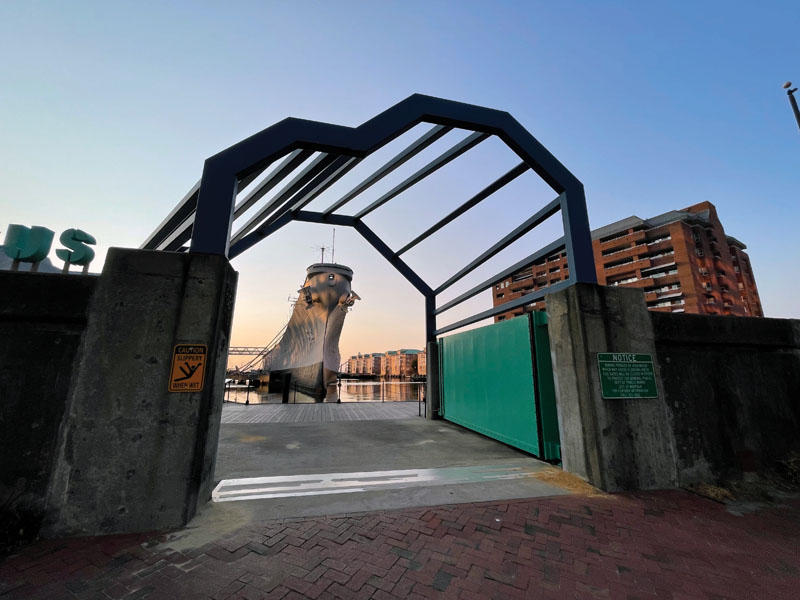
<box><xmin>169</xmin><ymin>344</ymin><xmax>207</xmax><ymax>392</ymax></box>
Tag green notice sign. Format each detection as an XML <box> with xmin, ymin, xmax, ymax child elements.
<box><xmin>597</xmin><ymin>353</ymin><xmax>658</xmax><ymax>399</ymax></box>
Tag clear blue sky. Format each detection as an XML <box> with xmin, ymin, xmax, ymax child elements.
<box><xmin>1</xmin><ymin>1</ymin><xmax>798</xmax><ymax>359</ymax></box>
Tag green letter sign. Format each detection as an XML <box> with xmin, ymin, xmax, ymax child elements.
<box><xmin>56</xmin><ymin>228</ymin><xmax>96</xmax><ymax>266</ymax></box>
<box><xmin>2</xmin><ymin>223</ymin><xmax>97</xmax><ymax>272</ymax></box>
<box><xmin>2</xmin><ymin>224</ymin><xmax>54</xmax><ymax>262</ymax></box>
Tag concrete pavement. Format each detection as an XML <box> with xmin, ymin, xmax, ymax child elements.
<box><xmin>213</xmin><ymin>404</ymin><xmax>568</xmax><ymax>521</ymax></box>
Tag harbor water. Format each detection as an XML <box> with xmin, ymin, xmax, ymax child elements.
<box><xmin>223</xmin><ymin>379</ymin><xmax>424</xmax><ymax>404</ymax></box>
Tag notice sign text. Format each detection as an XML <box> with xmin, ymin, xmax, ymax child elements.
<box><xmin>597</xmin><ymin>353</ymin><xmax>657</xmax><ymax>399</ymax></box>
<box><xmin>169</xmin><ymin>344</ymin><xmax>207</xmax><ymax>392</ymax></box>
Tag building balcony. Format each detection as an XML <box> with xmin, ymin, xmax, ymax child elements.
<box><xmin>655</xmin><ymin>291</ymin><xmax>683</xmax><ymax>301</ymax></box>
<box><xmin>640</xmin><ymin>261</ymin><xmax>676</xmax><ymax>276</ymax></box>
<box><xmin>597</xmin><ymin>228</ymin><xmax>646</xmax><ymax>246</ymax></box>
<box><xmin>600</xmin><ymin>242</ymin><xmax>646</xmax><ymax>259</ymax></box>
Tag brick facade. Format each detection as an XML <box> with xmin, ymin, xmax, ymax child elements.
<box><xmin>493</xmin><ymin>201</ymin><xmax>763</xmax><ymax>321</ymax></box>
<box><xmin>345</xmin><ymin>350</ymin><xmax>424</xmax><ymax>376</ymax></box>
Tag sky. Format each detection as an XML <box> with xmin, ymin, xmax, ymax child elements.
<box><xmin>1</xmin><ymin>1</ymin><xmax>798</xmax><ymax>365</ymax></box>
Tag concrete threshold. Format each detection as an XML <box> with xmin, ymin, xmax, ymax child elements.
<box><xmin>208</xmin><ymin>413</ymin><xmax>570</xmax><ymax>528</ymax></box>
<box><xmin>212</xmin><ymin>461</ymin><xmax>550</xmax><ymax>502</ymax></box>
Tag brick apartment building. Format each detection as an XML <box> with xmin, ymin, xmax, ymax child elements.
<box><xmin>345</xmin><ymin>349</ymin><xmax>424</xmax><ymax>377</ymax></box>
<box><xmin>385</xmin><ymin>349</ymin><xmax>422</xmax><ymax>377</ymax></box>
<box><xmin>493</xmin><ymin>201</ymin><xmax>762</xmax><ymax>321</ymax></box>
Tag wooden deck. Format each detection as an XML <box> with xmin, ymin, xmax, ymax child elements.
<box><xmin>220</xmin><ymin>401</ymin><xmax>422</xmax><ymax>423</ymax></box>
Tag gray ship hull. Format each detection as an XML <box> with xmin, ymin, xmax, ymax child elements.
<box><xmin>268</xmin><ymin>264</ymin><xmax>357</xmax><ymax>399</ymax></box>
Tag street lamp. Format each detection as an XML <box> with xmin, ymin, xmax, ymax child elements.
<box><xmin>783</xmin><ymin>81</ymin><xmax>800</xmax><ymax>132</ymax></box>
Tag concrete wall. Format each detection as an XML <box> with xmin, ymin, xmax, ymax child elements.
<box><xmin>0</xmin><ymin>248</ymin><xmax>237</xmax><ymax>546</ymax></box>
<box><xmin>546</xmin><ymin>283</ymin><xmax>679</xmax><ymax>492</ymax></box>
<box><xmin>651</xmin><ymin>312</ymin><xmax>800</xmax><ymax>483</ymax></box>
<box><xmin>44</xmin><ymin>248</ymin><xmax>237</xmax><ymax>537</ymax></box>
<box><xmin>546</xmin><ymin>283</ymin><xmax>799</xmax><ymax>492</ymax></box>
<box><xmin>0</xmin><ymin>272</ymin><xmax>96</xmax><ymax>551</ymax></box>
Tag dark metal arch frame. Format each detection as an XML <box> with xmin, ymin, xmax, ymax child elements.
<box><xmin>143</xmin><ymin>94</ymin><xmax>597</xmax><ymax>343</ymax></box>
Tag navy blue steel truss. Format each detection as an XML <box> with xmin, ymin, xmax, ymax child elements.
<box><xmin>142</xmin><ymin>94</ymin><xmax>597</xmax><ymax>342</ymax></box>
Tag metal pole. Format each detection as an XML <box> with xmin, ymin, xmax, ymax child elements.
<box><xmin>784</xmin><ymin>82</ymin><xmax>800</xmax><ymax>132</ymax></box>
<box><xmin>424</xmin><ymin>294</ymin><xmax>436</xmax><ymax>345</ymax></box>
<box><xmin>788</xmin><ymin>90</ymin><xmax>800</xmax><ymax>132</ymax></box>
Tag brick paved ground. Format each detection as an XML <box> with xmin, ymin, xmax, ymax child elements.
<box><xmin>2</xmin><ymin>490</ymin><xmax>799</xmax><ymax>599</ymax></box>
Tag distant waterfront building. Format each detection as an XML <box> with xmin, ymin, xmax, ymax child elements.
<box><xmin>387</xmin><ymin>349</ymin><xmax>422</xmax><ymax>377</ymax></box>
<box><xmin>365</xmin><ymin>353</ymin><xmax>384</xmax><ymax>375</ymax></box>
<box><xmin>493</xmin><ymin>201</ymin><xmax>763</xmax><ymax>321</ymax></box>
<box><xmin>344</xmin><ymin>349</ymin><xmax>424</xmax><ymax>376</ymax></box>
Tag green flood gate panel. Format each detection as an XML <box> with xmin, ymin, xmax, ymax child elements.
<box><xmin>439</xmin><ymin>314</ymin><xmax>560</xmax><ymax>459</ymax></box>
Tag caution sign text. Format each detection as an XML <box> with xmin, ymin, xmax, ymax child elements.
<box><xmin>169</xmin><ymin>344</ymin><xmax>207</xmax><ymax>392</ymax></box>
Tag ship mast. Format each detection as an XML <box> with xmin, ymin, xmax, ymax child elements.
<box><xmin>311</xmin><ymin>244</ymin><xmax>331</xmax><ymax>263</ymax></box>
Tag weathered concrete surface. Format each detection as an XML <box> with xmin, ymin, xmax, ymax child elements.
<box><xmin>216</xmin><ymin>418</ymin><xmax>535</xmax><ymax>479</ymax></box>
<box><xmin>0</xmin><ymin>272</ymin><xmax>96</xmax><ymax>551</ymax></box>
<box><xmin>651</xmin><ymin>312</ymin><xmax>800</xmax><ymax>483</ymax></box>
<box><xmin>43</xmin><ymin>248</ymin><xmax>237</xmax><ymax>537</ymax></box>
<box><xmin>213</xmin><ymin>415</ymin><xmax>567</xmax><ymax>520</ymax></box>
<box><xmin>546</xmin><ymin>283</ymin><xmax>679</xmax><ymax>492</ymax></box>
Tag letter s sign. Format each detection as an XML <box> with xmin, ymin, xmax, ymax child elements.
<box><xmin>55</xmin><ymin>228</ymin><xmax>96</xmax><ymax>266</ymax></box>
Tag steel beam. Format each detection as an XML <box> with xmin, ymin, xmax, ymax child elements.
<box><xmin>186</xmin><ymin>94</ymin><xmax>592</xmax><ymax>255</ymax></box>
<box><xmin>434</xmin><ymin>195</ymin><xmax>563</xmax><ymax>295</ymax></box>
<box><xmin>434</xmin><ymin>279</ymin><xmax>572</xmax><ymax>336</ymax></box>
<box><xmin>353</xmin><ymin>132</ymin><xmax>490</xmax><ymax>220</ymax></box>
<box><xmin>396</xmin><ymin>162</ymin><xmax>528</xmax><ymax>256</ymax></box>
<box><xmin>243</xmin><ymin>155</ymin><xmax>357</xmax><ymax>237</ymax></box>
<box><xmin>321</xmin><ymin>124</ymin><xmax>452</xmax><ymax>216</ymax></box>
<box><xmin>228</xmin><ymin>210</ymin><xmax>294</xmax><ymax>259</ymax></box>
<box><xmin>233</xmin><ymin>149</ymin><xmax>314</xmax><ymax>220</ymax></box>
<box><xmin>145</xmin><ymin>152</ymin><xmax>312</xmax><ymax>253</ymax></box>
<box><xmin>560</xmin><ymin>186</ymin><xmax>597</xmax><ymax>284</ymax></box>
<box><xmin>294</xmin><ymin>211</ymin><xmax>356</xmax><ymax>227</ymax></box>
<box><xmin>434</xmin><ymin>237</ymin><xmax>566</xmax><ymax>315</ymax></box>
<box><xmin>354</xmin><ymin>220</ymin><xmax>433</xmax><ymax>297</ymax></box>
<box><xmin>425</xmin><ymin>294</ymin><xmax>437</xmax><ymax>345</ymax></box>
<box><xmin>141</xmin><ymin>180</ymin><xmax>200</xmax><ymax>250</ymax></box>
<box><xmin>230</xmin><ymin>153</ymin><xmax>337</xmax><ymax>245</ymax></box>
<box><xmin>286</xmin><ymin>156</ymin><xmax>361</xmax><ymax>213</ymax></box>
<box><xmin>157</xmin><ymin>218</ymin><xmax>194</xmax><ymax>252</ymax></box>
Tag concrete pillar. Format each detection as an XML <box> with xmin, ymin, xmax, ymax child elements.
<box><xmin>425</xmin><ymin>341</ymin><xmax>441</xmax><ymax>420</ymax></box>
<box><xmin>546</xmin><ymin>283</ymin><xmax>678</xmax><ymax>492</ymax></box>
<box><xmin>43</xmin><ymin>248</ymin><xmax>237</xmax><ymax>536</ymax></box>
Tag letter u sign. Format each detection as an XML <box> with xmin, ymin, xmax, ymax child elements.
<box><xmin>2</xmin><ymin>224</ymin><xmax>96</xmax><ymax>273</ymax></box>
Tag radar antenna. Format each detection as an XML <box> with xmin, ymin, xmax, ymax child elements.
<box><xmin>310</xmin><ymin>244</ymin><xmax>331</xmax><ymax>263</ymax></box>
